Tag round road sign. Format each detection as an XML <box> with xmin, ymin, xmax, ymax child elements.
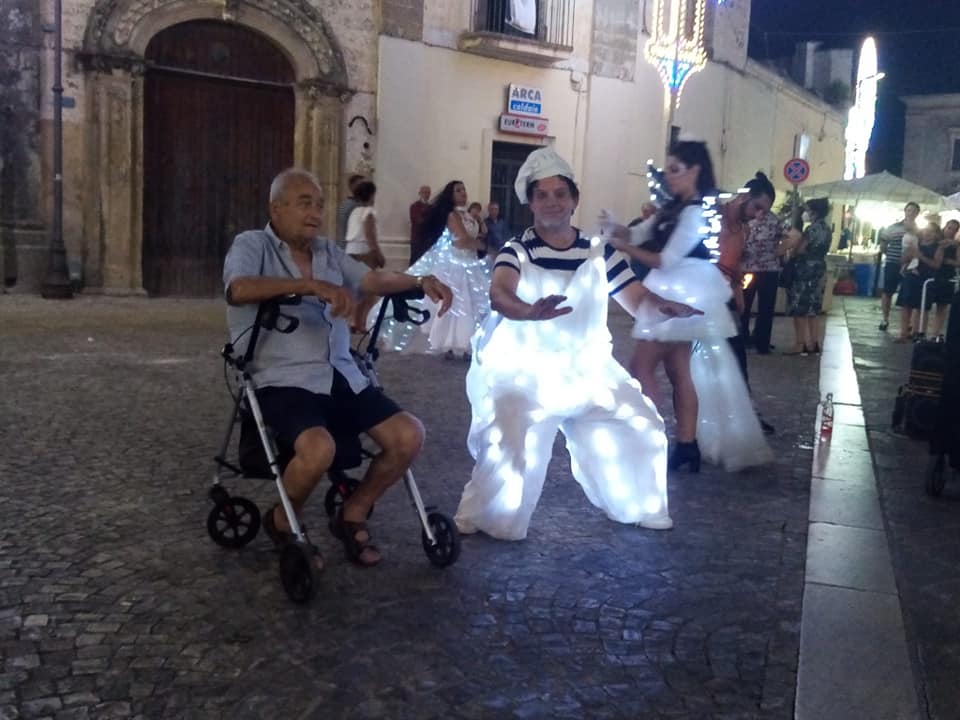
<box><xmin>783</xmin><ymin>158</ymin><xmax>810</xmax><ymax>185</ymax></box>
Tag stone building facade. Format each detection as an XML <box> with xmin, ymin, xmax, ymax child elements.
<box><xmin>0</xmin><ymin>0</ymin><xmax>845</xmax><ymax>295</ymax></box>
<box><xmin>902</xmin><ymin>94</ymin><xmax>960</xmax><ymax>197</ymax></box>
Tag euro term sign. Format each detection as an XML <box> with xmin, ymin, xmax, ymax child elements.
<box><xmin>499</xmin><ymin>114</ymin><xmax>551</xmax><ymax>137</ymax></box>
<box><xmin>784</xmin><ymin>158</ymin><xmax>810</xmax><ymax>185</ymax></box>
<box><xmin>508</xmin><ymin>84</ymin><xmax>544</xmax><ymax>117</ymax></box>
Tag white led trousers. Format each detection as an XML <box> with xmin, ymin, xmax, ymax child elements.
<box><xmin>455</xmin><ymin>237</ymin><xmax>671</xmax><ymax>540</ymax></box>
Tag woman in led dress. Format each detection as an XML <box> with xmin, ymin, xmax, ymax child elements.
<box><xmin>604</xmin><ymin>141</ymin><xmax>772</xmax><ymax>473</ymax></box>
<box><xmin>371</xmin><ymin>180</ymin><xmax>491</xmax><ymax>357</ymax></box>
<box><xmin>454</xmin><ymin>147</ymin><xmax>701</xmax><ymax>541</ymax></box>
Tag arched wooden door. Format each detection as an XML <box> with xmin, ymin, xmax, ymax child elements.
<box><xmin>142</xmin><ymin>21</ymin><xmax>295</xmax><ymax>296</ymax></box>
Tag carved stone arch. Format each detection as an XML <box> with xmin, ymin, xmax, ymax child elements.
<box><xmin>83</xmin><ymin>0</ymin><xmax>348</xmax><ymax>88</ymax></box>
<box><xmin>79</xmin><ymin>0</ymin><xmax>349</xmax><ymax>294</ymax></box>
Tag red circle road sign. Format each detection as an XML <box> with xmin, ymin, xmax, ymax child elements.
<box><xmin>783</xmin><ymin>158</ymin><xmax>810</xmax><ymax>184</ymax></box>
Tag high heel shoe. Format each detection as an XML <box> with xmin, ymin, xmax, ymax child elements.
<box><xmin>668</xmin><ymin>440</ymin><xmax>701</xmax><ymax>473</ymax></box>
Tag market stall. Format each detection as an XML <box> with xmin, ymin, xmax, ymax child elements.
<box><xmin>801</xmin><ymin>172</ymin><xmax>951</xmax><ymax>297</ymax></box>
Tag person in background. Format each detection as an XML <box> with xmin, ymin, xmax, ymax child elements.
<box><xmin>344</xmin><ymin>181</ymin><xmax>385</xmax><ymax>332</ymax></box>
<box><xmin>372</xmin><ymin>180</ymin><xmax>491</xmax><ymax>359</ymax></box>
<box><xmin>409</xmin><ymin>184</ymin><xmax>432</xmax><ymax>264</ymax></box>
<box><xmin>896</xmin><ymin>222</ymin><xmax>943</xmax><ymax>341</ymax></box>
<box><xmin>468</xmin><ymin>202</ymin><xmax>488</xmax><ymax>258</ymax></box>
<box><xmin>781</xmin><ymin>198</ymin><xmax>832</xmax><ymax>355</ymax></box>
<box><xmin>335</xmin><ymin>174</ymin><xmax>366</xmax><ymax>249</ymax></box>
<box><xmin>484</xmin><ymin>201</ymin><xmax>508</xmax><ymax>256</ymax></box>
<box><xmin>930</xmin><ymin>219</ymin><xmax>959</xmax><ymax>340</ymax></box>
<box><xmin>740</xmin><ymin>210</ymin><xmax>783</xmax><ymax>355</ymax></box>
<box><xmin>878</xmin><ymin>201</ymin><xmax>920</xmax><ymax>331</ymax></box>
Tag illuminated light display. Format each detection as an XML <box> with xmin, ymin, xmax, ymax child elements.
<box><xmin>844</xmin><ymin>37</ymin><xmax>884</xmax><ymax>180</ymax></box>
<box><xmin>454</xmin><ymin>232</ymin><xmax>673</xmax><ymax>540</ymax></box>
<box><xmin>645</xmin><ymin>0</ymin><xmax>708</xmax><ymax>98</ymax></box>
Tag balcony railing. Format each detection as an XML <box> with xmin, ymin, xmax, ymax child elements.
<box><xmin>460</xmin><ymin>0</ymin><xmax>575</xmax><ymax>64</ymax></box>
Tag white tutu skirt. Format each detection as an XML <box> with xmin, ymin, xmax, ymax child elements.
<box><xmin>632</xmin><ymin>258</ymin><xmax>736</xmax><ymax>342</ymax></box>
<box><xmin>690</xmin><ymin>339</ymin><xmax>774</xmax><ymax>471</ymax></box>
<box><xmin>369</xmin><ymin>237</ymin><xmax>491</xmax><ymax>354</ymax></box>
<box><xmin>631</xmin><ymin>257</ymin><xmax>772</xmax><ymax>471</ymax></box>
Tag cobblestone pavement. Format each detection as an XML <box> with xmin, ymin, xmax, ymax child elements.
<box><xmin>0</xmin><ymin>295</ymin><xmax>821</xmax><ymax>720</ymax></box>
<box><xmin>842</xmin><ymin>298</ymin><xmax>960</xmax><ymax>720</ymax></box>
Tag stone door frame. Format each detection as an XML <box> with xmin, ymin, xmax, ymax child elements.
<box><xmin>79</xmin><ymin>0</ymin><xmax>351</xmax><ymax>294</ymax></box>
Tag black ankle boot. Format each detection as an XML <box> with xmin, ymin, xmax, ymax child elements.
<box><xmin>668</xmin><ymin>440</ymin><xmax>701</xmax><ymax>473</ymax></box>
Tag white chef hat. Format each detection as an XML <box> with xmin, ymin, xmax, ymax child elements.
<box><xmin>514</xmin><ymin>146</ymin><xmax>575</xmax><ymax>204</ymax></box>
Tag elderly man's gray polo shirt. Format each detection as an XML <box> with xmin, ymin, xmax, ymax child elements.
<box><xmin>223</xmin><ymin>224</ymin><xmax>371</xmax><ymax>394</ymax></box>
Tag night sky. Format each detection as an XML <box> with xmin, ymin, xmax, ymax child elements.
<box><xmin>748</xmin><ymin>0</ymin><xmax>960</xmax><ymax>175</ymax></box>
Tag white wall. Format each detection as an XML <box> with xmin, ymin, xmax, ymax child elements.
<box><xmin>376</xmin><ymin>35</ymin><xmax>587</xmax><ymax>243</ymax></box>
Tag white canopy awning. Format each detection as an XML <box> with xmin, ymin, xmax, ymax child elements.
<box><xmin>801</xmin><ymin>171</ymin><xmax>950</xmax><ymax>211</ymax></box>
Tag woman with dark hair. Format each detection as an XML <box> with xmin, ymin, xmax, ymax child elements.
<box><xmin>781</xmin><ymin>198</ymin><xmax>832</xmax><ymax>354</ymax></box>
<box><xmin>370</xmin><ymin>180</ymin><xmax>491</xmax><ymax>358</ymax></box>
<box><xmin>605</xmin><ymin>141</ymin><xmax>771</xmax><ymax>472</ymax></box>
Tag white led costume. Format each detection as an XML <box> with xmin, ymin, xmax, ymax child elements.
<box><xmin>628</xmin><ymin>206</ymin><xmax>773</xmax><ymax>471</ymax></box>
<box><xmin>370</xmin><ymin>222</ymin><xmax>491</xmax><ymax>354</ymax></box>
<box><xmin>454</xmin><ymin>234</ymin><xmax>671</xmax><ymax>540</ymax></box>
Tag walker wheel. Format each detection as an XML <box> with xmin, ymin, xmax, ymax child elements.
<box><xmin>279</xmin><ymin>543</ymin><xmax>319</xmax><ymax>604</ymax></box>
<box><xmin>323</xmin><ymin>474</ymin><xmax>373</xmax><ymax>519</ymax></box>
<box><xmin>206</xmin><ymin>496</ymin><xmax>261</xmax><ymax>549</ymax></box>
<box><xmin>421</xmin><ymin>512</ymin><xmax>461</xmax><ymax>568</ymax></box>
<box><xmin>926</xmin><ymin>454</ymin><xmax>947</xmax><ymax>497</ymax></box>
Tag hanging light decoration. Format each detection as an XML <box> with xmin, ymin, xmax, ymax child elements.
<box><xmin>644</xmin><ymin>0</ymin><xmax>709</xmax><ymax>103</ymax></box>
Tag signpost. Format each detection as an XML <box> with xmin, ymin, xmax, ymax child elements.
<box><xmin>783</xmin><ymin>158</ymin><xmax>810</xmax><ymax>185</ymax></box>
<box><xmin>784</xmin><ymin>158</ymin><xmax>810</xmax><ymax>226</ymax></box>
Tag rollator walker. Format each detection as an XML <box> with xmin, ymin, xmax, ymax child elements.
<box><xmin>207</xmin><ymin>290</ymin><xmax>461</xmax><ymax>603</ymax></box>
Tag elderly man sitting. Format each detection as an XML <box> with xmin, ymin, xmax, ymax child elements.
<box><xmin>454</xmin><ymin>148</ymin><xmax>701</xmax><ymax>540</ymax></box>
<box><xmin>224</xmin><ymin>168</ymin><xmax>452</xmax><ymax>568</ymax></box>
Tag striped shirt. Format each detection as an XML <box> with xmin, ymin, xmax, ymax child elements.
<box><xmin>880</xmin><ymin>221</ymin><xmax>906</xmax><ymax>263</ymax></box>
<box><xmin>494</xmin><ymin>227</ymin><xmax>638</xmax><ymax>296</ymax></box>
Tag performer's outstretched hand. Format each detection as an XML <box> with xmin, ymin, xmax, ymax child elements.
<box><xmin>525</xmin><ymin>295</ymin><xmax>573</xmax><ymax>321</ymax></box>
<box><xmin>657</xmin><ymin>299</ymin><xmax>703</xmax><ymax>318</ymax></box>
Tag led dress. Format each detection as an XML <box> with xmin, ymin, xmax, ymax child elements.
<box><xmin>370</xmin><ymin>212</ymin><xmax>491</xmax><ymax>354</ymax></box>
<box><xmin>629</xmin><ymin>204</ymin><xmax>773</xmax><ymax>471</ymax></box>
<box><xmin>454</xmin><ymin>233</ymin><xmax>671</xmax><ymax>540</ymax></box>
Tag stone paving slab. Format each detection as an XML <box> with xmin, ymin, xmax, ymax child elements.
<box><xmin>843</xmin><ymin>297</ymin><xmax>960</xmax><ymax>720</ymax></box>
<box><xmin>0</xmin><ymin>295</ymin><xmax>821</xmax><ymax>719</ymax></box>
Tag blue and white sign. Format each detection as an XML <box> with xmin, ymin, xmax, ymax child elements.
<box><xmin>507</xmin><ymin>84</ymin><xmax>544</xmax><ymax>118</ymax></box>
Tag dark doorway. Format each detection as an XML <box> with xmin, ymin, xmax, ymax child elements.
<box><xmin>490</xmin><ymin>141</ymin><xmax>537</xmax><ymax>241</ymax></box>
<box><xmin>142</xmin><ymin>20</ymin><xmax>295</xmax><ymax>296</ymax></box>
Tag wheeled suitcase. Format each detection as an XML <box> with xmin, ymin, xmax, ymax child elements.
<box><xmin>925</xmin><ymin>286</ymin><xmax>960</xmax><ymax>495</ymax></box>
<box><xmin>892</xmin><ymin>278</ymin><xmax>947</xmax><ymax>439</ymax></box>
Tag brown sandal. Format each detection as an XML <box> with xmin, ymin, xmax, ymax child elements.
<box><xmin>330</xmin><ymin>510</ymin><xmax>381</xmax><ymax>567</ymax></box>
<box><xmin>265</xmin><ymin>505</ymin><xmax>324</xmax><ymax>571</ymax></box>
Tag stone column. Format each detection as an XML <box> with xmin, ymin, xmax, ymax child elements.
<box><xmin>295</xmin><ymin>82</ymin><xmax>345</xmax><ymax>240</ymax></box>
<box><xmin>89</xmin><ymin>65</ymin><xmax>146</xmax><ymax>295</ymax></box>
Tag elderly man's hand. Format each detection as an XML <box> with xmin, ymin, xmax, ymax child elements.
<box><xmin>312</xmin><ymin>280</ymin><xmax>356</xmax><ymax>318</ymax></box>
<box><xmin>525</xmin><ymin>295</ymin><xmax>573</xmax><ymax>321</ymax></box>
<box><xmin>421</xmin><ymin>275</ymin><xmax>453</xmax><ymax>317</ymax></box>
<box><xmin>657</xmin><ymin>299</ymin><xmax>703</xmax><ymax>318</ymax></box>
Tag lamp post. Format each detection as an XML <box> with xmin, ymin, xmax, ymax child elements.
<box><xmin>41</xmin><ymin>0</ymin><xmax>73</xmax><ymax>299</ymax></box>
